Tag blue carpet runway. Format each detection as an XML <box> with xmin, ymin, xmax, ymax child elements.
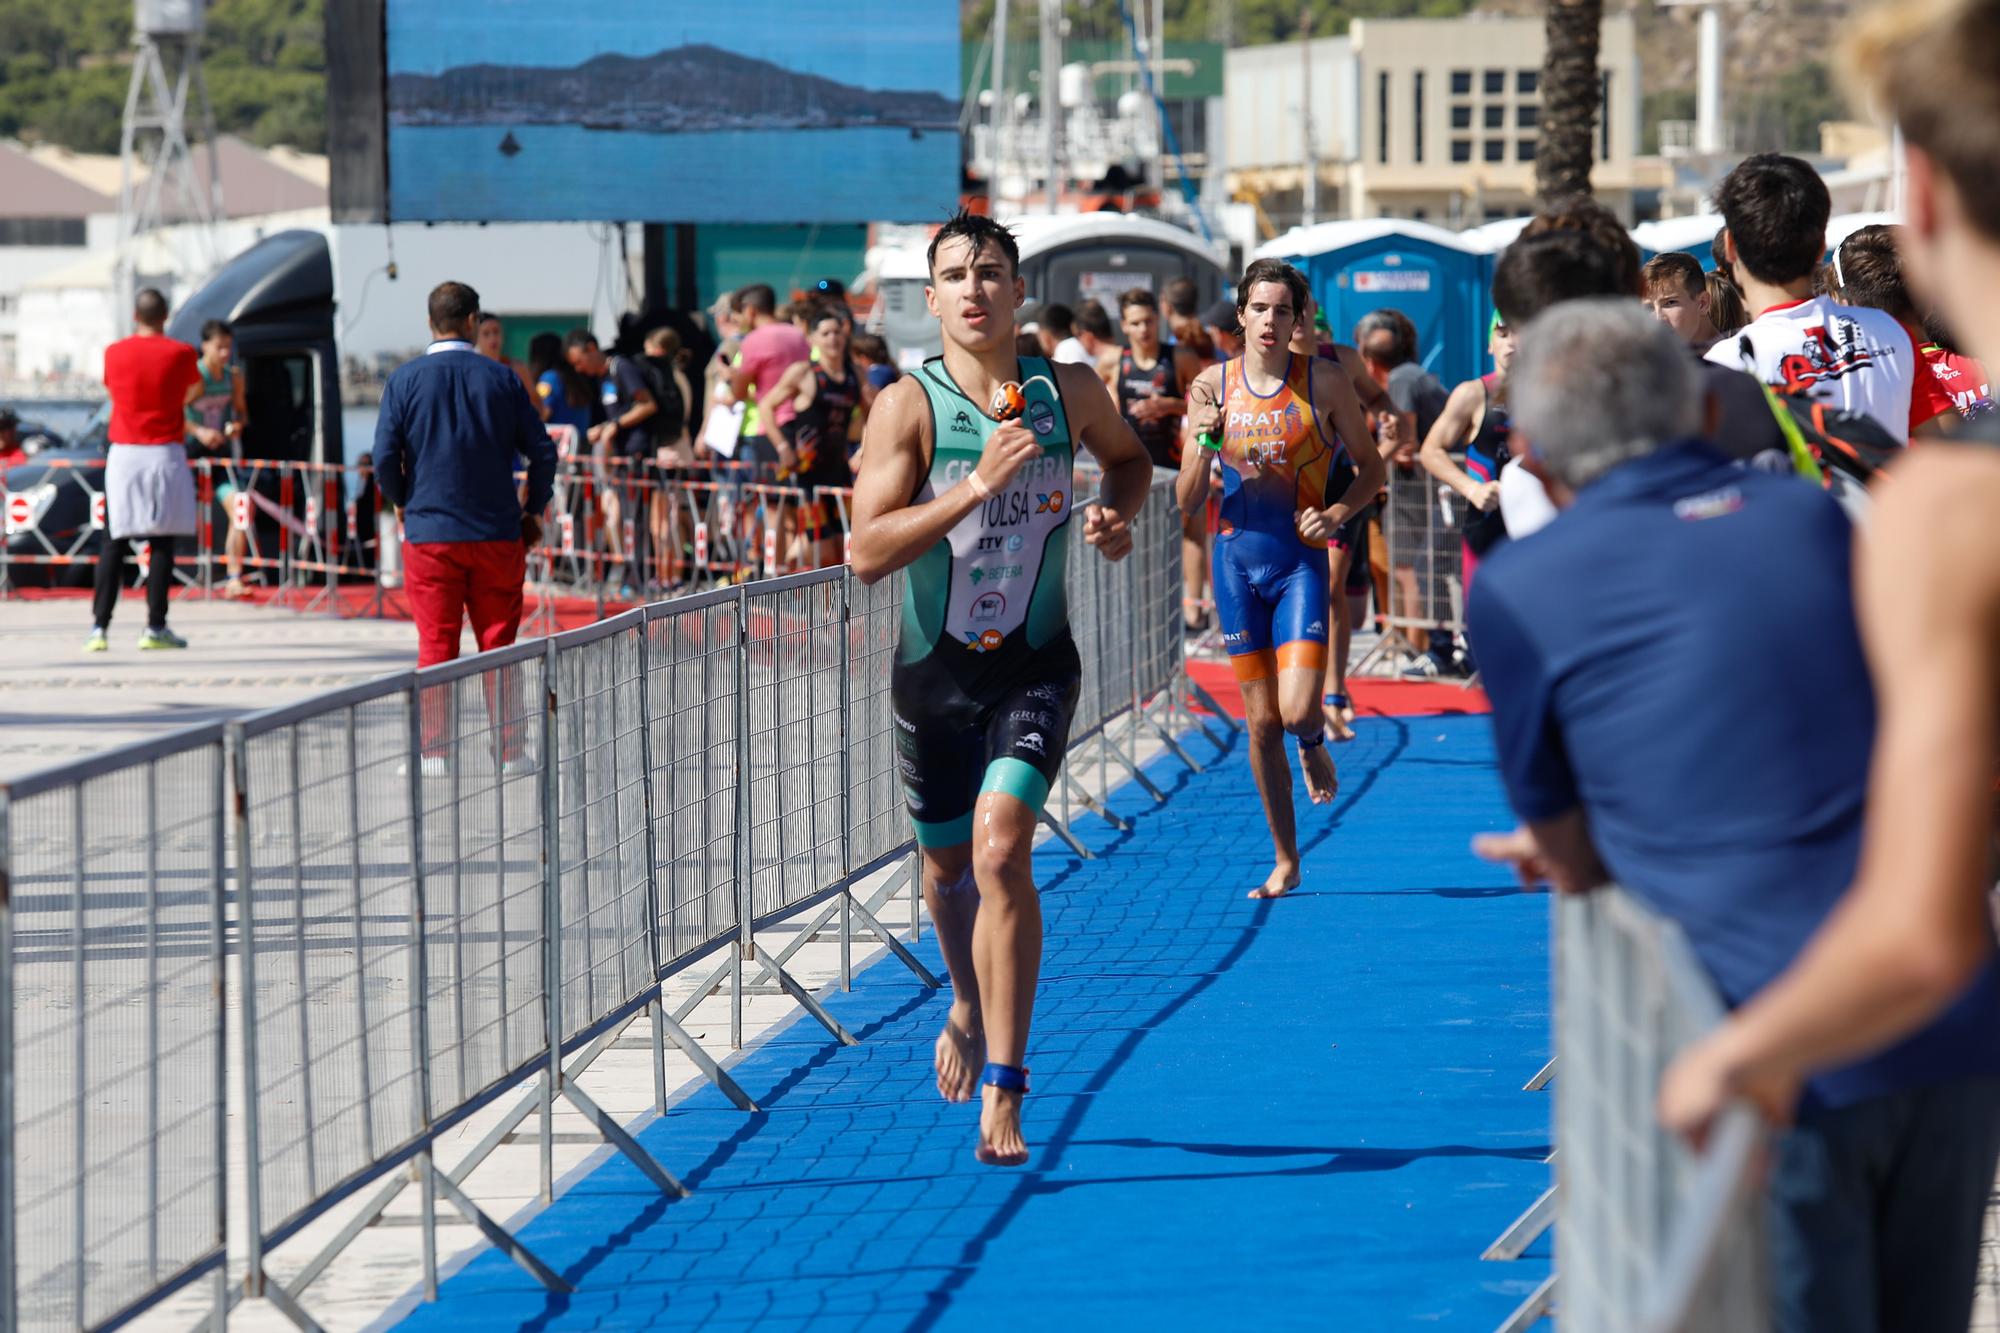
<box><xmin>392</xmin><ymin>715</ymin><xmax>1552</xmax><ymax>1331</ymax></box>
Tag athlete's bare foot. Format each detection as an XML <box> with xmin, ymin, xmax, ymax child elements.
<box><xmin>975</xmin><ymin>1083</ymin><xmax>1030</xmax><ymax>1166</ymax></box>
<box><xmin>1323</xmin><ymin>703</ymin><xmax>1356</xmax><ymax>742</ymax></box>
<box><xmin>1247</xmin><ymin>862</ymin><xmax>1302</xmax><ymax>899</ymax></box>
<box><xmin>1301</xmin><ymin>743</ymin><xmax>1339</xmax><ymax>804</ymax></box>
<box><xmin>934</xmin><ymin>1003</ymin><xmax>983</xmax><ymax>1104</ymax></box>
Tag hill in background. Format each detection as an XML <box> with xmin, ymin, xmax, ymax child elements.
<box><xmin>0</xmin><ymin>0</ymin><xmax>323</xmax><ymax>153</ymax></box>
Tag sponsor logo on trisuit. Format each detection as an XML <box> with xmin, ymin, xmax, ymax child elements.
<box><xmin>964</xmin><ymin>628</ymin><xmax>1006</xmax><ymax>653</ymax></box>
<box><xmin>951</xmin><ymin>409</ymin><xmax>977</xmax><ymax>434</ymax></box>
<box><xmin>1026</xmin><ymin>400</ymin><xmax>1056</xmax><ymax>437</ymax></box>
<box><xmin>1036</xmin><ymin>491</ymin><xmax>1065</xmax><ymax>515</ymax></box>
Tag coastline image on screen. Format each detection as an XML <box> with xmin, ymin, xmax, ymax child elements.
<box><xmin>384</xmin><ymin>0</ymin><xmax>961</xmax><ymax>224</ymax></box>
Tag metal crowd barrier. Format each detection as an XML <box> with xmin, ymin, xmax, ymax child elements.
<box><xmin>1</xmin><ymin>471</ymin><xmax>1222</xmax><ymax>1330</ymax></box>
<box><xmin>1491</xmin><ymin>887</ymin><xmax>1769</xmax><ymax>1333</ymax></box>
<box><xmin>0</xmin><ymin>729</ymin><xmax>229</xmax><ymax>1331</ymax></box>
<box><xmin>1355</xmin><ymin>465</ymin><xmax>1469</xmax><ymax>677</ymax></box>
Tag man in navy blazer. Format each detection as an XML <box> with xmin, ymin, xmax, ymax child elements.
<box><xmin>374</xmin><ymin>281</ymin><xmax>557</xmax><ymax>767</ymax></box>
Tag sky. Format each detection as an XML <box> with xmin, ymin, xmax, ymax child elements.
<box><xmin>387</xmin><ymin>0</ymin><xmax>961</xmax><ymax>97</ymax></box>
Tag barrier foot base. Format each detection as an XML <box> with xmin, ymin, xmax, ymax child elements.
<box><xmin>654</xmin><ymin>1004</ymin><xmax>759</xmax><ymax>1112</ymax></box>
<box><xmin>1186</xmin><ymin>680</ymin><xmax>1242</xmax><ymax>734</ymax></box>
<box><xmin>753</xmin><ymin>945</ymin><xmax>860</xmax><ymax>1047</ymax></box>
<box><xmin>846</xmin><ymin>888</ymin><xmax>943</xmax><ymax>988</ymax></box>
<box><xmin>1106</xmin><ymin>732</ymin><xmax>1167</xmax><ymax>802</ymax></box>
<box><xmin>1039</xmin><ymin>807</ymin><xmax>1094</xmax><ymax>859</ymax></box>
<box><xmin>1064</xmin><ymin>767</ymin><xmax>1129</xmax><ymax>833</ymax></box>
<box><xmin>255</xmin><ymin>1269</ymin><xmax>328</xmax><ymax>1333</ymax></box>
<box><xmin>1491</xmin><ymin>1273</ymin><xmax>1556</xmax><ymax>1333</ymax></box>
<box><xmin>1524</xmin><ymin>1056</ymin><xmax>1556</xmax><ymax>1092</ymax></box>
<box><xmin>430</xmin><ymin>1161</ymin><xmax>574</xmax><ymax>1293</ymax></box>
<box><xmin>1148</xmin><ymin>718</ymin><xmax>1205</xmax><ymax>773</ymax></box>
<box><xmin>560</xmin><ymin>1080</ymin><xmax>690</xmax><ymax>1198</ymax></box>
<box><xmin>1483</xmin><ymin>1183</ymin><xmax>1557</xmax><ymax>1261</ymax></box>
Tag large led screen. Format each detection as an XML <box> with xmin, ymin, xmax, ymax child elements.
<box><xmin>379</xmin><ymin>0</ymin><xmax>961</xmax><ymax>223</ymax></box>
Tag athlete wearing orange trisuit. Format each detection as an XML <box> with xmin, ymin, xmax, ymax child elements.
<box><xmin>1179</xmin><ymin>260</ymin><xmax>1385</xmax><ymax>898</ymax></box>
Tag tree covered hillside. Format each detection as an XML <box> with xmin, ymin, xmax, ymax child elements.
<box><xmin>0</xmin><ymin>0</ymin><xmax>324</xmax><ymax>153</ymax></box>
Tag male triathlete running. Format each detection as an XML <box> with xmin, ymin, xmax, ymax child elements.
<box><xmin>850</xmin><ymin>210</ymin><xmax>1152</xmax><ymax>1167</ymax></box>
<box><xmin>1180</xmin><ymin>259</ymin><xmax>1384</xmax><ymax>899</ymax></box>
<box><xmin>769</xmin><ymin>301</ymin><xmax>874</xmax><ymax>566</ymax></box>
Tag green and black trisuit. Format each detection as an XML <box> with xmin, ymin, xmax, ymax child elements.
<box><xmin>893</xmin><ymin>355</ymin><xmax>1082</xmax><ymax>849</ymax></box>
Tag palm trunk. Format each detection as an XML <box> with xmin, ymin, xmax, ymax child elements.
<box><xmin>1536</xmin><ymin>0</ymin><xmax>1603</xmax><ymax>203</ymax></box>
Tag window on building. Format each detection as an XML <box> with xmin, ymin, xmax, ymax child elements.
<box><xmin>1452</xmin><ymin>139</ymin><xmax>1472</xmax><ymax>163</ymax></box>
<box><xmin>1451</xmin><ymin>105</ymin><xmax>1472</xmax><ymax>130</ymax></box>
<box><xmin>1518</xmin><ymin>70</ymin><xmax>1539</xmax><ymax>97</ymax></box>
<box><xmin>1484</xmin><ymin>69</ymin><xmax>1505</xmax><ymax>95</ymax></box>
<box><xmin>1413</xmin><ymin>70</ymin><xmax>1424</xmax><ymax>164</ymax></box>
<box><xmin>1484</xmin><ymin>139</ymin><xmax>1506</xmax><ymax>163</ymax></box>
<box><xmin>1378</xmin><ymin>70</ymin><xmax>1390</xmax><ymax>163</ymax></box>
<box><xmin>1451</xmin><ymin>69</ymin><xmax>1472</xmax><ymax>96</ymax></box>
<box><xmin>1518</xmin><ymin>104</ymin><xmax>1539</xmax><ymax>130</ymax></box>
<box><xmin>1484</xmin><ymin>105</ymin><xmax>1504</xmax><ymax>130</ymax></box>
<box><xmin>1600</xmin><ymin>71</ymin><xmax>1613</xmax><ymax>159</ymax></box>
<box><xmin>1518</xmin><ymin>139</ymin><xmax>1537</xmax><ymax>162</ymax></box>
<box><xmin>1412</xmin><ymin>208</ymin><xmax>1429</xmax><ymax>221</ymax></box>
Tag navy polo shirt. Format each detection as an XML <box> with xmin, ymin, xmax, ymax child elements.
<box><xmin>373</xmin><ymin>340</ymin><xmax>559</xmax><ymax>545</ymax></box>
<box><xmin>1469</xmin><ymin>441</ymin><xmax>2000</xmax><ymax>1112</ymax></box>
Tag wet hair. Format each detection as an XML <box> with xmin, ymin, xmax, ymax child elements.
<box><xmin>1161</xmin><ymin>277</ymin><xmax>1199</xmax><ymax>318</ymax></box>
<box><xmin>1075</xmin><ymin>302</ymin><xmax>1115</xmax><ymax>341</ymax></box>
<box><xmin>199</xmin><ymin>318</ymin><xmax>233</xmax><ymax>345</ymax></box>
<box><xmin>1712</xmin><ymin>153</ymin><xmax>1832</xmax><ymax>286</ymax></box>
<box><xmin>1040</xmin><ymin>303</ymin><xmax>1076</xmax><ymax>337</ymax></box>
<box><xmin>1118</xmin><ymin>288</ymin><xmax>1159</xmax><ymax>314</ymax></box>
<box><xmin>1705</xmin><ymin>271</ymin><xmax>1748</xmax><ymax>333</ymax></box>
<box><xmin>1830</xmin><ymin>224</ymin><xmax>1918</xmax><ymax>323</ymax></box>
<box><xmin>1848</xmin><ymin>0</ymin><xmax>2000</xmax><ymax>245</ymax></box>
<box><xmin>737</xmin><ymin>284</ymin><xmax>777</xmax><ymax>317</ymax></box>
<box><xmin>1492</xmin><ymin>229</ymin><xmax>1627</xmax><ymax>326</ymax></box>
<box><xmin>1235</xmin><ymin>258</ymin><xmax>1308</xmax><ymax>315</ymax></box>
<box><xmin>428</xmin><ymin>281</ymin><xmax>480</xmax><ymax>333</ymax></box>
<box><xmin>1353</xmin><ymin>308</ymin><xmax>1418</xmax><ymax>366</ymax></box>
<box><xmin>134</xmin><ymin>287</ymin><xmax>170</xmax><ymax>328</ymax></box>
<box><xmin>1641</xmin><ymin>252</ymin><xmax>1706</xmax><ymax>302</ymax></box>
<box><xmin>1521</xmin><ymin>197</ymin><xmax>1643</xmax><ymax>297</ymax></box>
<box><xmin>926</xmin><ymin>206</ymin><xmax>1020</xmax><ymax>278</ymax></box>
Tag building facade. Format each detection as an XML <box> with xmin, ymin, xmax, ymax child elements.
<box><xmin>1227</xmin><ymin>15</ymin><xmax>1667</xmax><ymax>233</ymax></box>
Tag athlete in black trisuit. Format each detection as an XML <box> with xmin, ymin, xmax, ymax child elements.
<box><xmin>850</xmin><ymin>211</ymin><xmax>1154</xmax><ymax>1166</ymax></box>
<box><xmin>771</xmin><ymin>302</ymin><xmax>874</xmax><ymax>565</ymax></box>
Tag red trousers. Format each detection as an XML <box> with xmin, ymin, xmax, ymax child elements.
<box><xmin>407</xmin><ymin>539</ymin><xmax>526</xmax><ymax>755</ymax></box>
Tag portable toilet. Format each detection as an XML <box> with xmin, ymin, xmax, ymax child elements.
<box><xmin>870</xmin><ymin>243</ymin><xmax>940</xmax><ymax>370</ymax></box>
<box><xmin>1254</xmin><ymin>219</ymin><xmax>1488</xmax><ymax>387</ymax></box>
<box><xmin>1008</xmin><ymin>212</ymin><xmax>1230</xmax><ymax>324</ymax></box>
<box><xmin>1826</xmin><ymin>210</ymin><xmax>1900</xmax><ymax>256</ymax></box>
<box><xmin>1632</xmin><ymin>214</ymin><xmax>1727</xmax><ymax>270</ymax></box>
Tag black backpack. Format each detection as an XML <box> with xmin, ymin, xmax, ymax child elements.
<box><xmin>1757</xmin><ymin>382</ymin><xmax>1902</xmax><ymax>486</ymax></box>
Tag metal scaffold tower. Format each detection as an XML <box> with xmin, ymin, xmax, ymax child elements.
<box><xmin>116</xmin><ymin>0</ymin><xmax>224</xmax><ymax>325</ymax></box>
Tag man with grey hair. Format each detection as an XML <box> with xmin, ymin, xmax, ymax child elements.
<box><xmin>1470</xmin><ymin>297</ymin><xmax>2000</xmax><ymax>1326</ymax></box>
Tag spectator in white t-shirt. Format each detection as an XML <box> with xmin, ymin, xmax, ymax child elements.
<box><xmin>1705</xmin><ymin>153</ymin><xmax>1918</xmax><ymax>444</ymax></box>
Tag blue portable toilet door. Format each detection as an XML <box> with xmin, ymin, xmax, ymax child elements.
<box><xmin>1317</xmin><ymin>243</ymin><xmax>1469</xmax><ymax>386</ymax></box>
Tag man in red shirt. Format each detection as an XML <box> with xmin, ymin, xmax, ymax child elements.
<box><xmin>89</xmin><ymin>288</ymin><xmax>203</xmax><ymax>651</ymax></box>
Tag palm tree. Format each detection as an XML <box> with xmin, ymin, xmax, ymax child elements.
<box><xmin>1537</xmin><ymin>0</ymin><xmax>1603</xmax><ymax>202</ymax></box>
